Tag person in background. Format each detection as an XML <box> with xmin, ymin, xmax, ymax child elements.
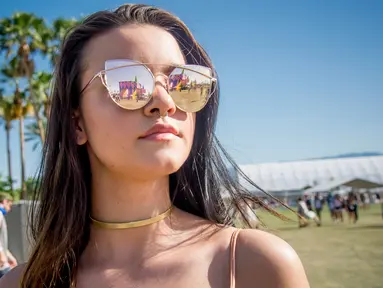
<box><xmin>346</xmin><ymin>192</ymin><xmax>357</xmax><ymax>223</ymax></box>
<box><xmin>360</xmin><ymin>193</ymin><xmax>366</xmax><ymax>210</ymax></box>
<box><xmin>0</xmin><ymin>204</ymin><xmax>6</xmax><ymax>216</ymax></box>
<box><xmin>326</xmin><ymin>191</ymin><xmax>335</xmax><ymax>221</ymax></box>
<box><xmin>352</xmin><ymin>190</ymin><xmax>362</xmax><ymax>221</ymax></box>
<box><xmin>363</xmin><ymin>192</ymin><xmax>370</xmax><ymax>210</ymax></box>
<box><xmin>314</xmin><ymin>193</ymin><xmax>323</xmax><ymax>222</ymax></box>
<box><xmin>375</xmin><ymin>192</ymin><xmax>381</xmax><ymax>203</ymax></box>
<box><xmin>333</xmin><ymin>194</ymin><xmax>344</xmax><ymax>222</ymax></box>
<box><xmin>0</xmin><ymin>194</ymin><xmax>17</xmax><ymax>278</ymax></box>
<box><xmin>376</xmin><ymin>193</ymin><xmax>383</xmax><ymax>219</ymax></box>
<box><xmin>297</xmin><ymin>197</ymin><xmax>321</xmax><ymax>227</ymax></box>
<box><xmin>0</xmin><ymin>198</ymin><xmax>12</xmax><ymax>216</ymax></box>
<box><xmin>304</xmin><ymin>193</ymin><xmax>313</xmax><ymax>211</ymax></box>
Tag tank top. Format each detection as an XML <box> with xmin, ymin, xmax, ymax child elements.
<box><xmin>229</xmin><ymin>229</ymin><xmax>241</xmax><ymax>288</ymax></box>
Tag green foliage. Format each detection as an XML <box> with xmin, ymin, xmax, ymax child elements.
<box><xmin>0</xmin><ymin>12</ymin><xmax>49</xmax><ymax>57</ymax></box>
<box><xmin>25</xmin><ymin>176</ymin><xmax>39</xmax><ymax>200</ymax></box>
<box><xmin>25</xmin><ymin>119</ymin><xmax>47</xmax><ymax>151</ymax></box>
<box><xmin>0</xmin><ymin>175</ymin><xmax>10</xmax><ymax>192</ymax></box>
<box><xmin>0</xmin><ymin>174</ymin><xmax>39</xmax><ymax>200</ymax></box>
<box><xmin>48</xmin><ymin>17</ymin><xmax>82</xmax><ymax>65</ymax></box>
<box><xmin>0</xmin><ymin>12</ymin><xmax>80</xmax><ymax>193</ymax></box>
<box><xmin>0</xmin><ymin>174</ymin><xmax>14</xmax><ymax>195</ymax></box>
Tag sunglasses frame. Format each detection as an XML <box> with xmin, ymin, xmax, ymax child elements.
<box><xmin>80</xmin><ymin>59</ymin><xmax>218</xmax><ymax>112</ymax></box>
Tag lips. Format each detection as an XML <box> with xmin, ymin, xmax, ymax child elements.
<box><xmin>139</xmin><ymin>123</ymin><xmax>180</xmax><ymax>140</ymax></box>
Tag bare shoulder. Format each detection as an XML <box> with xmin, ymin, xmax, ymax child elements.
<box><xmin>234</xmin><ymin>229</ymin><xmax>310</xmax><ymax>288</ymax></box>
<box><xmin>0</xmin><ymin>264</ymin><xmax>25</xmax><ymax>287</ymax></box>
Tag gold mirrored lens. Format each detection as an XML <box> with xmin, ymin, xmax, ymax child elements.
<box><xmin>169</xmin><ymin>65</ymin><xmax>213</xmax><ymax>112</ymax></box>
<box><xmin>105</xmin><ymin>60</ymin><xmax>154</xmax><ymax>110</ymax></box>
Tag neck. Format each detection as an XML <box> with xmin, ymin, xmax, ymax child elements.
<box><xmin>86</xmin><ymin>170</ymin><xmax>174</xmax><ymax>263</ymax></box>
<box><xmin>91</xmin><ymin>172</ymin><xmax>172</xmax><ymax>224</ymax></box>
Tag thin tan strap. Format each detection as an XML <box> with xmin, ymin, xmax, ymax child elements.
<box><xmin>229</xmin><ymin>229</ymin><xmax>241</xmax><ymax>288</ymax></box>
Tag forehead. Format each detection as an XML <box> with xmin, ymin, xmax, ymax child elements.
<box><xmin>82</xmin><ymin>24</ymin><xmax>186</xmax><ymax>77</ymax></box>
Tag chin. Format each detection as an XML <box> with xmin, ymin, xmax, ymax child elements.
<box><xmin>138</xmin><ymin>150</ymin><xmax>188</xmax><ymax>176</ymax></box>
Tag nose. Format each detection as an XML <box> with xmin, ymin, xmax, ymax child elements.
<box><xmin>143</xmin><ymin>74</ymin><xmax>176</xmax><ymax>118</ymax></box>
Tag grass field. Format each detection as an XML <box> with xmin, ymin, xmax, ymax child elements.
<box><xmin>256</xmin><ymin>204</ymin><xmax>383</xmax><ymax>288</ymax></box>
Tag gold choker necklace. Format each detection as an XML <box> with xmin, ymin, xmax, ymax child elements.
<box><xmin>90</xmin><ymin>207</ymin><xmax>173</xmax><ymax>229</ymax></box>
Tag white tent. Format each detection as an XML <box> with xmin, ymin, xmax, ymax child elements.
<box><xmin>238</xmin><ymin>156</ymin><xmax>383</xmax><ymax>193</ymax></box>
<box><xmin>304</xmin><ymin>178</ymin><xmax>383</xmax><ymax>194</ymax></box>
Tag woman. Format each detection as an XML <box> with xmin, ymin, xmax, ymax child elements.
<box><xmin>314</xmin><ymin>193</ymin><xmax>323</xmax><ymax>222</ymax></box>
<box><xmin>0</xmin><ymin>4</ymin><xmax>309</xmax><ymax>287</ymax></box>
<box><xmin>333</xmin><ymin>194</ymin><xmax>344</xmax><ymax>222</ymax></box>
<box><xmin>346</xmin><ymin>192</ymin><xmax>358</xmax><ymax>224</ymax></box>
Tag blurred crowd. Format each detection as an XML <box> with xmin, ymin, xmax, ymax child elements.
<box><xmin>297</xmin><ymin>191</ymin><xmax>382</xmax><ymax>227</ymax></box>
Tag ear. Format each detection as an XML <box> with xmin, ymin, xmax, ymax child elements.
<box><xmin>73</xmin><ymin>110</ymin><xmax>88</xmax><ymax>145</ymax></box>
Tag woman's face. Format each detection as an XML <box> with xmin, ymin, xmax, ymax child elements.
<box><xmin>77</xmin><ymin>25</ymin><xmax>196</xmax><ymax>180</ymax></box>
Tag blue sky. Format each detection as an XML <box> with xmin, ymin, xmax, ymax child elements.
<box><xmin>1</xmin><ymin>0</ymin><xmax>382</xmax><ymax>183</ymax></box>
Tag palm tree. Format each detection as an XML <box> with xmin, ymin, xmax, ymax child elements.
<box><xmin>25</xmin><ymin>72</ymin><xmax>51</xmax><ymax>151</ymax></box>
<box><xmin>0</xmin><ymin>89</ymin><xmax>32</xmax><ymax>199</ymax></box>
<box><xmin>13</xmin><ymin>88</ymin><xmax>33</xmax><ymax>199</ymax></box>
<box><xmin>1</xmin><ymin>59</ymin><xmax>34</xmax><ymax>200</ymax></box>
<box><xmin>48</xmin><ymin>17</ymin><xmax>81</xmax><ymax>66</ymax></box>
<box><xmin>1</xmin><ymin>58</ymin><xmax>26</xmax><ymax>196</ymax></box>
<box><xmin>31</xmin><ymin>71</ymin><xmax>52</xmax><ymax>119</ymax></box>
<box><xmin>13</xmin><ymin>88</ymin><xmax>26</xmax><ymax>198</ymax></box>
<box><xmin>12</xmin><ymin>87</ymin><xmax>33</xmax><ymax>200</ymax></box>
<box><xmin>0</xmin><ymin>90</ymin><xmax>16</xmax><ymax>192</ymax></box>
<box><xmin>0</xmin><ymin>12</ymin><xmax>51</xmax><ymax>143</ymax></box>
<box><xmin>25</xmin><ymin>120</ymin><xmax>47</xmax><ymax>151</ymax></box>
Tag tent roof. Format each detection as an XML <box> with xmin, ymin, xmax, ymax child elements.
<box><xmin>238</xmin><ymin>156</ymin><xmax>383</xmax><ymax>192</ymax></box>
<box><xmin>304</xmin><ymin>178</ymin><xmax>383</xmax><ymax>194</ymax></box>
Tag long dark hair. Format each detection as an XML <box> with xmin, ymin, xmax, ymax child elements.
<box><xmin>22</xmin><ymin>4</ymin><xmax>286</xmax><ymax>287</ymax></box>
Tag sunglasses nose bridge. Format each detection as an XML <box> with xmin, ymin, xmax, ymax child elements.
<box><xmin>151</xmin><ymin>73</ymin><xmax>171</xmax><ymax>101</ymax></box>
<box><xmin>153</xmin><ymin>72</ymin><xmax>169</xmax><ymax>92</ymax></box>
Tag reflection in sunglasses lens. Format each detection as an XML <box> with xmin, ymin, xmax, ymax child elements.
<box><xmin>105</xmin><ymin>64</ymin><xmax>154</xmax><ymax>110</ymax></box>
<box><xmin>169</xmin><ymin>66</ymin><xmax>212</xmax><ymax>112</ymax></box>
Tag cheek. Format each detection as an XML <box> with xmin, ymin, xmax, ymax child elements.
<box><xmin>80</xmin><ymin>93</ymin><xmax>197</xmax><ymax>176</ymax></box>
<box><xmin>81</xmin><ymin>93</ymin><xmax>141</xmax><ymax>164</ymax></box>
<box><xmin>173</xmin><ymin>110</ymin><xmax>195</xmax><ymax>152</ymax></box>
<box><xmin>183</xmin><ymin>112</ymin><xmax>196</xmax><ymax>151</ymax></box>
